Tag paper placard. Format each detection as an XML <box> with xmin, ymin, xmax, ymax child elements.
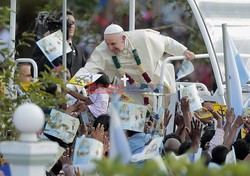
<box><xmin>46</xmin><ymin>146</ymin><xmax>66</xmax><ymax>172</ymax></box>
<box><xmin>176</xmin><ymin>59</ymin><xmax>194</xmax><ymax>80</ymax></box>
<box><xmin>73</xmin><ymin>137</ymin><xmax>103</xmax><ymax>165</ymax></box>
<box><xmin>117</xmin><ymin>101</ymin><xmax>147</xmax><ymax>132</ymax></box>
<box><xmin>44</xmin><ymin>109</ymin><xmax>80</xmax><ymax>144</ymax></box>
<box><xmin>179</xmin><ymin>84</ymin><xmax>203</xmax><ymax>112</ymax></box>
<box><xmin>69</xmin><ymin>68</ymin><xmax>102</xmax><ymax>86</ymax></box>
<box><xmin>36</xmin><ymin>30</ymin><xmax>72</xmax><ymax>62</ymax></box>
<box><xmin>131</xmin><ymin>137</ymin><xmax>163</xmax><ymax>162</ymax></box>
<box><xmin>194</xmin><ymin>107</ymin><xmax>213</xmax><ymax>119</ymax></box>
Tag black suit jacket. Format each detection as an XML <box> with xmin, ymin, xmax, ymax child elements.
<box><xmin>32</xmin><ymin>42</ymin><xmax>86</xmax><ymax>77</ymax></box>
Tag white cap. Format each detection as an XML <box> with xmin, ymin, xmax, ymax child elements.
<box><xmin>104</xmin><ymin>24</ymin><xmax>124</xmax><ymax>35</ymax></box>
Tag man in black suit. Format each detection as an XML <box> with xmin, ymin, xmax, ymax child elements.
<box><xmin>32</xmin><ymin>10</ymin><xmax>86</xmax><ymax>77</ymax></box>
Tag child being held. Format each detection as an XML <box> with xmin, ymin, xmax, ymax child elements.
<box><xmin>66</xmin><ymin>72</ymin><xmax>110</xmax><ymax>125</ymax></box>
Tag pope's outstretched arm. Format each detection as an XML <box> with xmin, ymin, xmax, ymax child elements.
<box><xmin>84</xmin><ymin>49</ymin><xmax>105</xmax><ymax>74</ymax></box>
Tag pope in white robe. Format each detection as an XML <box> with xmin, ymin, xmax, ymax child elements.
<box><xmin>83</xmin><ymin>24</ymin><xmax>195</xmax><ymax>105</ymax></box>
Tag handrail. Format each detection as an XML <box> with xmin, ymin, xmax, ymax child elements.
<box><xmin>15</xmin><ymin>58</ymin><xmax>38</xmax><ymax>82</ymax></box>
<box><xmin>157</xmin><ymin>54</ymin><xmax>225</xmax><ymax>110</ymax></box>
<box><xmin>176</xmin><ymin>82</ymin><xmax>209</xmax><ymax>92</ymax></box>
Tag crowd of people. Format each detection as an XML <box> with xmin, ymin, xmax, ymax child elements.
<box><xmin>0</xmin><ymin>7</ymin><xmax>249</xmax><ymax>176</ymax></box>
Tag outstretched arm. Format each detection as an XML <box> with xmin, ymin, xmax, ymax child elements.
<box><xmin>224</xmin><ymin>115</ymin><xmax>245</xmax><ymax>149</ymax></box>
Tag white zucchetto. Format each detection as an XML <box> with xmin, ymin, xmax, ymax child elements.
<box><xmin>104</xmin><ymin>24</ymin><xmax>124</xmax><ymax>35</ymax></box>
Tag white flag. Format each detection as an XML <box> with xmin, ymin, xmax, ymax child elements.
<box><xmin>224</xmin><ymin>26</ymin><xmax>245</xmax><ymax>116</ymax></box>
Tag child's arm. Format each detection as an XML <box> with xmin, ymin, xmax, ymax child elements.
<box><xmin>68</xmin><ymin>90</ymin><xmax>93</xmax><ymax>105</ymax></box>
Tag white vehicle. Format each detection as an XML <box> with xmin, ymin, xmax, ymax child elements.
<box><xmin>160</xmin><ymin>0</ymin><xmax>250</xmax><ymax>106</ymax></box>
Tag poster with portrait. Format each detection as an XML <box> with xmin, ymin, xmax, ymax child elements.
<box><xmin>36</xmin><ymin>30</ymin><xmax>72</xmax><ymax>62</ymax></box>
<box><xmin>44</xmin><ymin>109</ymin><xmax>80</xmax><ymax>144</ymax></box>
<box><xmin>73</xmin><ymin>136</ymin><xmax>103</xmax><ymax>165</ymax></box>
<box><xmin>117</xmin><ymin>101</ymin><xmax>147</xmax><ymax>132</ymax></box>
<box><xmin>194</xmin><ymin>107</ymin><xmax>213</xmax><ymax>120</ymax></box>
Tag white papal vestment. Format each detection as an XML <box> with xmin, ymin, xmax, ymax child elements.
<box><xmin>84</xmin><ymin>29</ymin><xmax>187</xmax><ymax>104</ymax></box>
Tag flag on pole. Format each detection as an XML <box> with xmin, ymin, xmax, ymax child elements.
<box><xmin>108</xmin><ymin>95</ymin><xmax>132</xmax><ymax>163</ymax></box>
<box><xmin>228</xmin><ymin>35</ymin><xmax>250</xmax><ymax>86</ymax></box>
<box><xmin>223</xmin><ymin>25</ymin><xmax>247</xmax><ymax>116</ymax></box>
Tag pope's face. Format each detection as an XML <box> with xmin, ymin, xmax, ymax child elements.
<box><xmin>104</xmin><ymin>33</ymin><xmax>126</xmax><ymax>55</ymax></box>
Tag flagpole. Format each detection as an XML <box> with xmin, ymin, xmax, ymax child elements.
<box><xmin>222</xmin><ymin>23</ymin><xmax>231</xmax><ymax>108</ymax></box>
<box><xmin>10</xmin><ymin>0</ymin><xmax>16</xmax><ymax>60</ymax></box>
<box><xmin>129</xmin><ymin>0</ymin><xmax>135</xmax><ymax>31</ymax></box>
<box><xmin>62</xmin><ymin>0</ymin><xmax>67</xmax><ymax>82</ymax></box>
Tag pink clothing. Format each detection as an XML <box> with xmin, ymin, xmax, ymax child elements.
<box><xmin>208</xmin><ymin>128</ymin><xmax>225</xmax><ymax>156</ymax></box>
<box><xmin>87</xmin><ymin>88</ymin><xmax>109</xmax><ymax>118</ymax></box>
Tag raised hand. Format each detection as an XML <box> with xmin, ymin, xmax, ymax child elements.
<box><xmin>186</xmin><ymin>118</ymin><xmax>203</xmax><ymax>142</ymax></box>
<box><xmin>91</xmin><ymin>123</ymin><xmax>104</xmax><ymax>142</ymax></box>
<box><xmin>180</xmin><ymin>97</ymin><xmax>190</xmax><ymax>113</ymax></box>
<box><xmin>103</xmin><ymin>135</ymin><xmax>110</xmax><ymax>156</ymax></box>
<box><xmin>180</xmin><ymin>97</ymin><xmax>191</xmax><ymax>131</ymax></box>
<box><xmin>160</xmin><ymin>108</ymin><xmax>172</xmax><ymax>129</ymax></box>
<box><xmin>144</xmin><ymin>120</ymin><xmax>154</xmax><ymax>134</ymax></box>
<box><xmin>225</xmin><ymin>108</ymin><xmax>235</xmax><ymax>124</ymax></box>
<box><xmin>233</xmin><ymin>115</ymin><xmax>246</xmax><ymax>128</ymax></box>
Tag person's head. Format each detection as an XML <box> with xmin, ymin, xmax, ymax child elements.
<box><xmin>200</xmin><ymin>129</ymin><xmax>215</xmax><ymax>151</ymax></box>
<box><xmin>95</xmin><ymin>72</ymin><xmax>110</xmax><ymax>88</ymax></box>
<box><xmin>163</xmin><ymin>133</ymin><xmax>182</xmax><ymax>144</ymax></box>
<box><xmin>17</xmin><ymin>62</ymin><xmax>33</xmax><ymax>83</ymax></box>
<box><xmin>164</xmin><ymin>138</ymin><xmax>181</xmax><ymax>155</ymax></box>
<box><xmin>56</xmin><ymin>9</ymin><xmax>76</xmax><ymax>41</ymax></box>
<box><xmin>104</xmin><ymin>24</ymin><xmax>126</xmax><ymax>55</ymax></box>
<box><xmin>233</xmin><ymin>133</ymin><xmax>250</xmax><ymax>160</ymax></box>
<box><xmin>93</xmin><ymin>114</ymin><xmax>110</xmax><ymax>132</ymax></box>
<box><xmin>178</xmin><ymin>140</ymin><xmax>192</xmax><ymax>155</ymax></box>
<box><xmin>211</xmin><ymin>145</ymin><xmax>229</xmax><ymax>165</ymax></box>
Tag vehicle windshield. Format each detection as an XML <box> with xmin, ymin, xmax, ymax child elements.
<box><xmin>195</xmin><ymin>0</ymin><xmax>250</xmax><ymax>83</ymax></box>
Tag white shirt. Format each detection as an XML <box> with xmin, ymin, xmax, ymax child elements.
<box><xmin>87</xmin><ymin>87</ymin><xmax>109</xmax><ymax>118</ymax></box>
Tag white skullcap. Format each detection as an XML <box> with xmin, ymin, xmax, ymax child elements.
<box><xmin>104</xmin><ymin>24</ymin><xmax>124</xmax><ymax>35</ymax></box>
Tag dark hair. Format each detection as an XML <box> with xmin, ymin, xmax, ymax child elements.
<box><xmin>44</xmin><ymin>83</ymin><xmax>58</xmax><ymax>95</ymax></box>
<box><xmin>245</xmin><ymin>132</ymin><xmax>250</xmax><ymax>142</ymax></box>
<box><xmin>56</xmin><ymin>9</ymin><xmax>74</xmax><ymax>19</ymax></box>
<box><xmin>178</xmin><ymin>140</ymin><xmax>192</xmax><ymax>155</ymax></box>
<box><xmin>95</xmin><ymin>72</ymin><xmax>110</xmax><ymax>88</ymax></box>
<box><xmin>211</xmin><ymin>145</ymin><xmax>229</xmax><ymax>165</ymax></box>
<box><xmin>200</xmin><ymin>129</ymin><xmax>215</xmax><ymax>150</ymax></box>
<box><xmin>163</xmin><ymin>133</ymin><xmax>182</xmax><ymax>144</ymax></box>
<box><xmin>233</xmin><ymin>135</ymin><xmax>250</xmax><ymax>160</ymax></box>
<box><xmin>93</xmin><ymin>114</ymin><xmax>110</xmax><ymax>132</ymax></box>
